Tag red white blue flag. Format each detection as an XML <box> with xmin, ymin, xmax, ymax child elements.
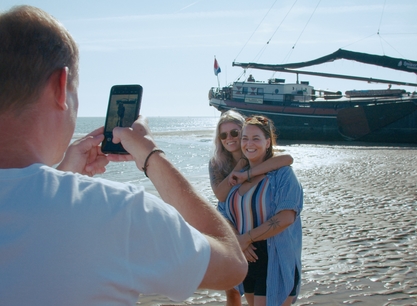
<box><xmin>214</xmin><ymin>58</ymin><xmax>221</xmax><ymax>76</ymax></box>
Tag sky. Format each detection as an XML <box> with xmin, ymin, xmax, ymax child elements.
<box><xmin>2</xmin><ymin>0</ymin><xmax>417</xmax><ymax>117</ymax></box>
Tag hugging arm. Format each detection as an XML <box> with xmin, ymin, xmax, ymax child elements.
<box><xmin>209</xmin><ymin>158</ymin><xmax>247</xmax><ymax>202</ymax></box>
<box><xmin>229</xmin><ymin>153</ymin><xmax>293</xmax><ymax>186</ymax></box>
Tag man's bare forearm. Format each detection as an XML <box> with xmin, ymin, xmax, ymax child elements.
<box><xmin>145</xmin><ymin>151</ymin><xmax>248</xmax><ymax>289</ymax></box>
<box><xmin>146</xmin><ymin>152</ymin><xmax>229</xmax><ymax>235</ymax></box>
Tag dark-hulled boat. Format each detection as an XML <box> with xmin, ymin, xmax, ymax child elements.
<box><xmin>208</xmin><ymin>49</ymin><xmax>417</xmax><ymax>143</ymax></box>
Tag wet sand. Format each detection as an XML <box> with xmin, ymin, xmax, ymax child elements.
<box><xmin>137</xmin><ymin>142</ymin><xmax>417</xmax><ymax>306</ymax></box>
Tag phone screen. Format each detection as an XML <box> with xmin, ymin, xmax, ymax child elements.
<box><xmin>102</xmin><ymin>84</ymin><xmax>143</xmax><ymax>154</ymax></box>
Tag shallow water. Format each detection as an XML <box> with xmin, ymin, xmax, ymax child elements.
<box><xmin>292</xmin><ymin>143</ymin><xmax>417</xmax><ymax>306</ymax></box>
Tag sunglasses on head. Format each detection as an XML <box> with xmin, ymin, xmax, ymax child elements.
<box><xmin>245</xmin><ymin>116</ymin><xmax>269</xmax><ymax>125</ymax></box>
<box><xmin>219</xmin><ymin>129</ymin><xmax>239</xmax><ymax>140</ymax></box>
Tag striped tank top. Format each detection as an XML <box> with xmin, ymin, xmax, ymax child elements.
<box><xmin>227</xmin><ymin>176</ymin><xmax>270</xmax><ymax>234</ymax></box>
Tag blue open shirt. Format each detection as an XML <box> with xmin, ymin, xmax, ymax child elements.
<box><xmin>217</xmin><ymin>166</ymin><xmax>303</xmax><ymax>305</ymax></box>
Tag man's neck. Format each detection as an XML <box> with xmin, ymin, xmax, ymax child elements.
<box><xmin>0</xmin><ymin>111</ymin><xmax>48</xmax><ymax>169</ymax></box>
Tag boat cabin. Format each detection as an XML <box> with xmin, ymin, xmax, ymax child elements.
<box><xmin>231</xmin><ymin>78</ymin><xmax>314</xmax><ymax>105</ymax></box>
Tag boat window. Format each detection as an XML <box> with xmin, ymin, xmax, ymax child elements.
<box><xmin>242</xmin><ymin>87</ymin><xmax>248</xmax><ymax>94</ymax></box>
<box><xmin>257</xmin><ymin>88</ymin><xmax>264</xmax><ymax>95</ymax></box>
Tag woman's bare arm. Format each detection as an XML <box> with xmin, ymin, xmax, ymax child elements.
<box><xmin>229</xmin><ymin>154</ymin><xmax>293</xmax><ymax>186</ymax></box>
<box><xmin>239</xmin><ymin>210</ymin><xmax>296</xmax><ymax>260</ymax></box>
<box><xmin>251</xmin><ymin>153</ymin><xmax>293</xmax><ymax>177</ymax></box>
<box><xmin>210</xmin><ymin>158</ymin><xmax>247</xmax><ymax>202</ymax></box>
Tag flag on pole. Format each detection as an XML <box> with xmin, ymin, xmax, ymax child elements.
<box><xmin>214</xmin><ymin>58</ymin><xmax>221</xmax><ymax>76</ymax></box>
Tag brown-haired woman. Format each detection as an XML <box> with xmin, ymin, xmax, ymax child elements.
<box><xmin>217</xmin><ymin>115</ymin><xmax>303</xmax><ymax>306</ymax></box>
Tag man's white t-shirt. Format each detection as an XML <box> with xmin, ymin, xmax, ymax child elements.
<box><xmin>0</xmin><ymin>164</ymin><xmax>210</xmax><ymax>305</ymax></box>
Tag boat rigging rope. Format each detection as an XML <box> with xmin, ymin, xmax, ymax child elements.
<box><xmin>377</xmin><ymin>0</ymin><xmax>387</xmax><ymax>55</ymax></box>
<box><xmin>291</xmin><ymin>0</ymin><xmax>321</xmax><ymax>51</ymax></box>
<box><xmin>273</xmin><ymin>0</ymin><xmax>321</xmax><ymax>80</ymax></box>
<box><xmin>342</xmin><ymin>0</ymin><xmax>403</xmax><ymax>58</ymax></box>
<box><xmin>234</xmin><ymin>0</ymin><xmax>278</xmax><ymax>63</ymax></box>
<box><xmin>375</xmin><ymin>0</ymin><xmax>404</xmax><ymax>59</ymax></box>
<box><xmin>234</xmin><ymin>0</ymin><xmax>321</xmax><ymax>82</ymax></box>
<box><xmin>377</xmin><ymin>0</ymin><xmax>387</xmax><ymax>36</ymax></box>
<box><xmin>253</xmin><ymin>0</ymin><xmax>298</xmax><ymax>63</ymax></box>
<box><xmin>234</xmin><ymin>0</ymin><xmax>298</xmax><ymax>82</ymax></box>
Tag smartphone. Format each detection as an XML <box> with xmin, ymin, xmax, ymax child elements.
<box><xmin>101</xmin><ymin>84</ymin><xmax>143</xmax><ymax>154</ymax></box>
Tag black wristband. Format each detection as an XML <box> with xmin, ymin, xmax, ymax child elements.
<box><xmin>142</xmin><ymin>149</ymin><xmax>164</xmax><ymax>177</ymax></box>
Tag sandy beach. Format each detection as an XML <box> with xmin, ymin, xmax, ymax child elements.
<box><xmin>136</xmin><ymin>142</ymin><xmax>417</xmax><ymax>306</ymax></box>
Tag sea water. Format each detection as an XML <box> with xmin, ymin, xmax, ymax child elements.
<box><xmin>74</xmin><ymin>117</ymin><xmax>417</xmax><ymax>305</ymax></box>
<box><xmin>74</xmin><ymin>116</ymin><xmax>219</xmax><ymax>203</ymax></box>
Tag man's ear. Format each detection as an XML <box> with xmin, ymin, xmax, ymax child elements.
<box><xmin>54</xmin><ymin>67</ymin><xmax>69</xmax><ymax>111</ymax></box>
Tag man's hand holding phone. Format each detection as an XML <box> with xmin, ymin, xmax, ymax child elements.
<box><xmin>101</xmin><ymin>84</ymin><xmax>143</xmax><ymax>154</ymax></box>
<box><xmin>106</xmin><ymin>116</ymin><xmax>159</xmax><ymax>172</ymax></box>
<box><xmin>57</xmin><ymin>127</ymin><xmax>109</xmax><ymax>176</ymax></box>
<box><xmin>101</xmin><ymin>84</ymin><xmax>162</xmax><ymax>176</ymax></box>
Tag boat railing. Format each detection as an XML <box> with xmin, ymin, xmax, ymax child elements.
<box><xmin>209</xmin><ymin>86</ymin><xmax>233</xmax><ymax>100</ymax></box>
<box><xmin>210</xmin><ymin>85</ymin><xmax>414</xmax><ymax>107</ymax></box>
<box><xmin>341</xmin><ymin>92</ymin><xmax>416</xmax><ymax>106</ymax></box>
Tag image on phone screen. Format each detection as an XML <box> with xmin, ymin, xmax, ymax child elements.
<box><xmin>102</xmin><ymin>84</ymin><xmax>142</xmax><ymax>154</ymax></box>
<box><xmin>104</xmin><ymin>93</ymin><xmax>139</xmax><ymax>132</ymax></box>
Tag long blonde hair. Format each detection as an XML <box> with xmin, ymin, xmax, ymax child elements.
<box><xmin>210</xmin><ymin>110</ymin><xmax>245</xmax><ymax>185</ymax></box>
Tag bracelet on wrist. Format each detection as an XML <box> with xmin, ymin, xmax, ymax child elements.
<box><xmin>247</xmin><ymin>230</ymin><xmax>255</xmax><ymax>243</ymax></box>
<box><xmin>142</xmin><ymin>148</ymin><xmax>164</xmax><ymax>177</ymax></box>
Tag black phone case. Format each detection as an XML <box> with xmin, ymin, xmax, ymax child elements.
<box><xmin>101</xmin><ymin>84</ymin><xmax>143</xmax><ymax>154</ymax></box>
